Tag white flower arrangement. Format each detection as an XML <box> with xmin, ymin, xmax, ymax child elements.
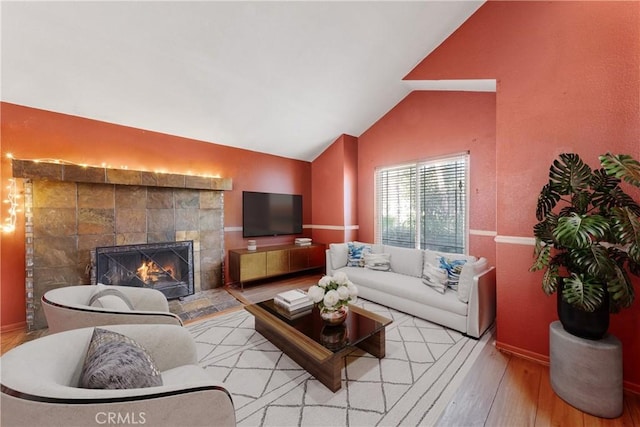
<box><xmin>307</xmin><ymin>272</ymin><xmax>358</xmax><ymax>311</ymax></box>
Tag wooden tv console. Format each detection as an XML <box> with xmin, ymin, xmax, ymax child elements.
<box><xmin>229</xmin><ymin>243</ymin><xmax>325</xmax><ymax>290</ymax></box>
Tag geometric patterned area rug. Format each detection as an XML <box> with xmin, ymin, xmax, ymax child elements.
<box><xmin>187</xmin><ymin>300</ymin><xmax>491</xmax><ymax>427</ymax></box>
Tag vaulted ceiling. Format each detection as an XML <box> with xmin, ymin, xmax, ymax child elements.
<box><xmin>1</xmin><ymin>1</ymin><xmax>487</xmax><ymax>161</ymax></box>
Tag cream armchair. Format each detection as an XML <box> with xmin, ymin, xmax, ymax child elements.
<box><xmin>42</xmin><ymin>285</ymin><xmax>183</xmax><ymax>333</ymax></box>
<box><xmin>0</xmin><ymin>324</ymin><xmax>235</xmax><ymax>427</ymax></box>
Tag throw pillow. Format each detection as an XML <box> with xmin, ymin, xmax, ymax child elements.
<box><xmin>422</xmin><ymin>263</ymin><xmax>448</xmax><ymax>294</ymax></box>
<box><xmin>347</xmin><ymin>242</ymin><xmax>371</xmax><ymax>267</ymax></box>
<box><xmin>438</xmin><ymin>257</ymin><xmax>468</xmax><ymax>291</ymax></box>
<box><xmin>364</xmin><ymin>253</ymin><xmax>391</xmax><ymax>271</ymax></box>
<box><xmin>89</xmin><ymin>285</ymin><xmax>134</xmax><ymax>311</ymax></box>
<box><xmin>457</xmin><ymin>257</ymin><xmax>489</xmax><ymax>303</ymax></box>
<box><xmin>80</xmin><ymin>328</ymin><xmax>163</xmax><ymax>389</ymax></box>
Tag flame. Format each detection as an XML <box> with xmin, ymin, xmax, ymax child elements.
<box><xmin>137</xmin><ymin>261</ymin><xmax>176</xmax><ymax>284</ymax></box>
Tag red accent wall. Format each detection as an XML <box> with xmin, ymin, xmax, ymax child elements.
<box><xmin>311</xmin><ymin>134</ymin><xmax>358</xmax><ymax>245</ymax></box>
<box><xmin>406</xmin><ymin>1</ymin><xmax>640</xmax><ymax>390</ymax></box>
<box><xmin>357</xmin><ymin>90</ymin><xmax>497</xmax><ymax>266</ymax></box>
<box><xmin>0</xmin><ymin>102</ymin><xmax>311</xmax><ymax>330</ymax></box>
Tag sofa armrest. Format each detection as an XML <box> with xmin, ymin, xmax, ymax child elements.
<box><xmin>465</xmin><ymin>266</ymin><xmax>496</xmax><ymax>339</ymax></box>
<box><xmin>326</xmin><ymin>249</ymin><xmax>335</xmax><ymax>275</ymax></box>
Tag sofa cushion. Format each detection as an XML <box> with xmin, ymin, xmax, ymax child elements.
<box><xmin>337</xmin><ymin>267</ymin><xmax>467</xmax><ymax>317</ymax></box>
<box><xmin>329</xmin><ymin>243</ymin><xmax>349</xmax><ymax>270</ymax></box>
<box><xmin>80</xmin><ymin>328</ymin><xmax>163</xmax><ymax>389</ymax></box>
<box><xmin>347</xmin><ymin>242</ymin><xmax>372</xmax><ymax>267</ymax></box>
<box><xmin>457</xmin><ymin>257</ymin><xmax>489</xmax><ymax>303</ymax></box>
<box><xmin>89</xmin><ymin>284</ymin><xmax>134</xmax><ymax>311</ymax></box>
<box><xmin>384</xmin><ymin>245</ymin><xmax>424</xmax><ymax>278</ymax></box>
<box><xmin>364</xmin><ymin>253</ymin><xmax>391</xmax><ymax>271</ymax></box>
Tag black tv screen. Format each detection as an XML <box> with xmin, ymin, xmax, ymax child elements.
<box><xmin>242</xmin><ymin>191</ymin><xmax>303</xmax><ymax>237</ymax></box>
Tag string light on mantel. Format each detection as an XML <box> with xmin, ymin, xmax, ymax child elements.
<box><xmin>3</xmin><ymin>153</ymin><xmax>20</xmax><ymax>233</ymax></box>
<box><xmin>9</xmin><ymin>156</ymin><xmax>222</xmax><ymax>179</ymax></box>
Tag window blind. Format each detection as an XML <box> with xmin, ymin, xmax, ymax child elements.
<box><xmin>376</xmin><ymin>154</ymin><xmax>468</xmax><ymax>253</ymax></box>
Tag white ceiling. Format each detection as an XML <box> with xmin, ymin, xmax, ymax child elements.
<box><xmin>1</xmin><ymin>1</ymin><xmax>486</xmax><ymax>161</ymax></box>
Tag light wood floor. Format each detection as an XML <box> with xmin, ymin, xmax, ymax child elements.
<box><xmin>3</xmin><ymin>274</ymin><xmax>639</xmax><ymax>426</ymax></box>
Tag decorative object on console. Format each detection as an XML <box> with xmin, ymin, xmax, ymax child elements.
<box><xmin>307</xmin><ymin>272</ymin><xmax>358</xmax><ymax>325</ymax></box>
<box><xmin>247</xmin><ymin>240</ymin><xmax>257</xmax><ymax>251</ymax></box>
<box><xmin>530</xmin><ymin>152</ymin><xmax>640</xmax><ymax>339</ymax></box>
<box><xmin>295</xmin><ymin>237</ymin><xmax>312</xmax><ymax>246</ymax></box>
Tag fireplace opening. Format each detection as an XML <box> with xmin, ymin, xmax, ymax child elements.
<box><xmin>94</xmin><ymin>241</ymin><xmax>194</xmax><ymax>299</ymax></box>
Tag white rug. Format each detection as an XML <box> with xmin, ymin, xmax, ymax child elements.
<box><xmin>187</xmin><ymin>300</ymin><xmax>491</xmax><ymax>427</ymax></box>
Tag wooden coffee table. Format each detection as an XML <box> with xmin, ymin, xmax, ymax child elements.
<box><xmin>245</xmin><ymin>299</ymin><xmax>392</xmax><ymax>392</ymax></box>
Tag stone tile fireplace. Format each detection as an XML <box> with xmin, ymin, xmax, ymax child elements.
<box><xmin>13</xmin><ymin>159</ymin><xmax>232</xmax><ymax>330</ymax></box>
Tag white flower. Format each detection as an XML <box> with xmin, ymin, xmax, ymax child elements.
<box><xmin>347</xmin><ymin>282</ymin><xmax>358</xmax><ymax>303</ymax></box>
<box><xmin>323</xmin><ymin>289</ymin><xmax>340</xmax><ymax>308</ymax></box>
<box><xmin>337</xmin><ymin>285</ymin><xmax>350</xmax><ymax>300</ymax></box>
<box><xmin>333</xmin><ymin>271</ymin><xmax>349</xmax><ymax>285</ymax></box>
<box><xmin>308</xmin><ymin>285</ymin><xmax>325</xmax><ymax>303</ymax></box>
<box><xmin>318</xmin><ymin>275</ymin><xmax>332</xmax><ymax>288</ymax></box>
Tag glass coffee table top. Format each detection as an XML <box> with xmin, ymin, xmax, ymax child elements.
<box><xmin>256</xmin><ymin>299</ymin><xmax>392</xmax><ymax>353</ymax></box>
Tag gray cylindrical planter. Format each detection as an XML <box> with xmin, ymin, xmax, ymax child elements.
<box><xmin>549</xmin><ymin>321</ymin><xmax>623</xmax><ymax>418</ymax></box>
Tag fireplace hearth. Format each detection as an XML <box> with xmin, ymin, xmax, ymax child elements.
<box><xmin>93</xmin><ymin>241</ymin><xmax>195</xmax><ymax>299</ymax></box>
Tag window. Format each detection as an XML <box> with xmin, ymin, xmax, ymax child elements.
<box><xmin>375</xmin><ymin>153</ymin><xmax>469</xmax><ymax>253</ymax></box>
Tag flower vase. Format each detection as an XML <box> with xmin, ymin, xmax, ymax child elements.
<box><xmin>320</xmin><ymin>305</ymin><xmax>348</xmax><ymax>326</ymax></box>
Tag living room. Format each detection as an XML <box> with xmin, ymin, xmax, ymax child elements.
<box><xmin>1</xmin><ymin>1</ymin><xmax>639</xmax><ymax>425</ymax></box>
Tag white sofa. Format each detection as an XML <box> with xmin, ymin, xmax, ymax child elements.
<box><xmin>326</xmin><ymin>243</ymin><xmax>496</xmax><ymax>338</ymax></box>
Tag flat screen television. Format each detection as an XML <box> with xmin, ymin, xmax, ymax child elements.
<box><xmin>242</xmin><ymin>191</ymin><xmax>303</xmax><ymax>238</ymax></box>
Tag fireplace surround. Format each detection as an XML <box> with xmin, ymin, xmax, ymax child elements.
<box><xmin>13</xmin><ymin>159</ymin><xmax>232</xmax><ymax>330</ymax></box>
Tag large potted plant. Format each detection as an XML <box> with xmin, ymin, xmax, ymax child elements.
<box><xmin>530</xmin><ymin>152</ymin><xmax>640</xmax><ymax>339</ymax></box>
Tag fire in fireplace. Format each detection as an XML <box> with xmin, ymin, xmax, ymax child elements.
<box><xmin>93</xmin><ymin>241</ymin><xmax>194</xmax><ymax>299</ymax></box>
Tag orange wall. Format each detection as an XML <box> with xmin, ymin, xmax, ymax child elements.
<box><xmin>0</xmin><ymin>102</ymin><xmax>312</xmax><ymax>330</ymax></box>
<box><xmin>357</xmin><ymin>90</ymin><xmax>497</xmax><ymax>266</ymax></box>
<box><xmin>407</xmin><ymin>1</ymin><xmax>640</xmax><ymax>390</ymax></box>
<box><xmin>311</xmin><ymin>134</ymin><xmax>358</xmax><ymax>245</ymax></box>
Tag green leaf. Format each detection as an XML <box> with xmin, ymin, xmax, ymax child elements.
<box><xmin>607</xmin><ymin>265</ymin><xmax>635</xmax><ymax>312</ymax></box>
<box><xmin>562</xmin><ymin>274</ymin><xmax>606</xmax><ymax>312</ymax></box>
<box><xmin>530</xmin><ymin>239</ymin><xmax>552</xmax><ymax>272</ymax></box>
<box><xmin>536</xmin><ymin>183</ymin><xmax>561</xmax><ymax>221</ymax></box>
<box><xmin>542</xmin><ymin>265</ymin><xmax>559</xmax><ymax>295</ymax></box>
<box><xmin>549</xmin><ymin>153</ymin><xmax>592</xmax><ymax>194</ymax></box>
<box><xmin>533</xmin><ymin>214</ymin><xmax>558</xmax><ymax>244</ymax></box>
<box><xmin>553</xmin><ymin>213</ymin><xmax>610</xmax><ymax>248</ymax></box>
<box><xmin>568</xmin><ymin>245</ymin><xmax>616</xmax><ymax>278</ymax></box>
<box><xmin>610</xmin><ymin>207</ymin><xmax>640</xmax><ymax>252</ymax></box>
<box><xmin>600</xmin><ymin>153</ymin><xmax>640</xmax><ymax>188</ymax></box>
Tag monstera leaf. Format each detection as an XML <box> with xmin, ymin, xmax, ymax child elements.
<box><xmin>600</xmin><ymin>153</ymin><xmax>640</xmax><ymax>187</ymax></box>
<box><xmin>549</xmin><ymin>153</ymin><xmax>592</xmax><ymax>195</ymax></box>
<box><xmin>553</xmin><ymin>213</ymin><xmax>609</xmax><ymax>249</ymax></box>
<box><xmin>562</xmin><ymin>273</ymin><xmax>606</xmax><ymax>312</ymax></box>
<box><xmin>536</xmin><ymin>183</ymin><xmax>561</xmax><ymax>221</ymax></box>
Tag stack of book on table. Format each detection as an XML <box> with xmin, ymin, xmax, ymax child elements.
<box><xmin>274</xmin><ymin>289</ymin><xmax>312</xmax><ymax>319</ymax></box>
<box><xmin>294</xmin><ymin>238</ymin><xmax>312</xmax><ymax>246</ymax></box>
